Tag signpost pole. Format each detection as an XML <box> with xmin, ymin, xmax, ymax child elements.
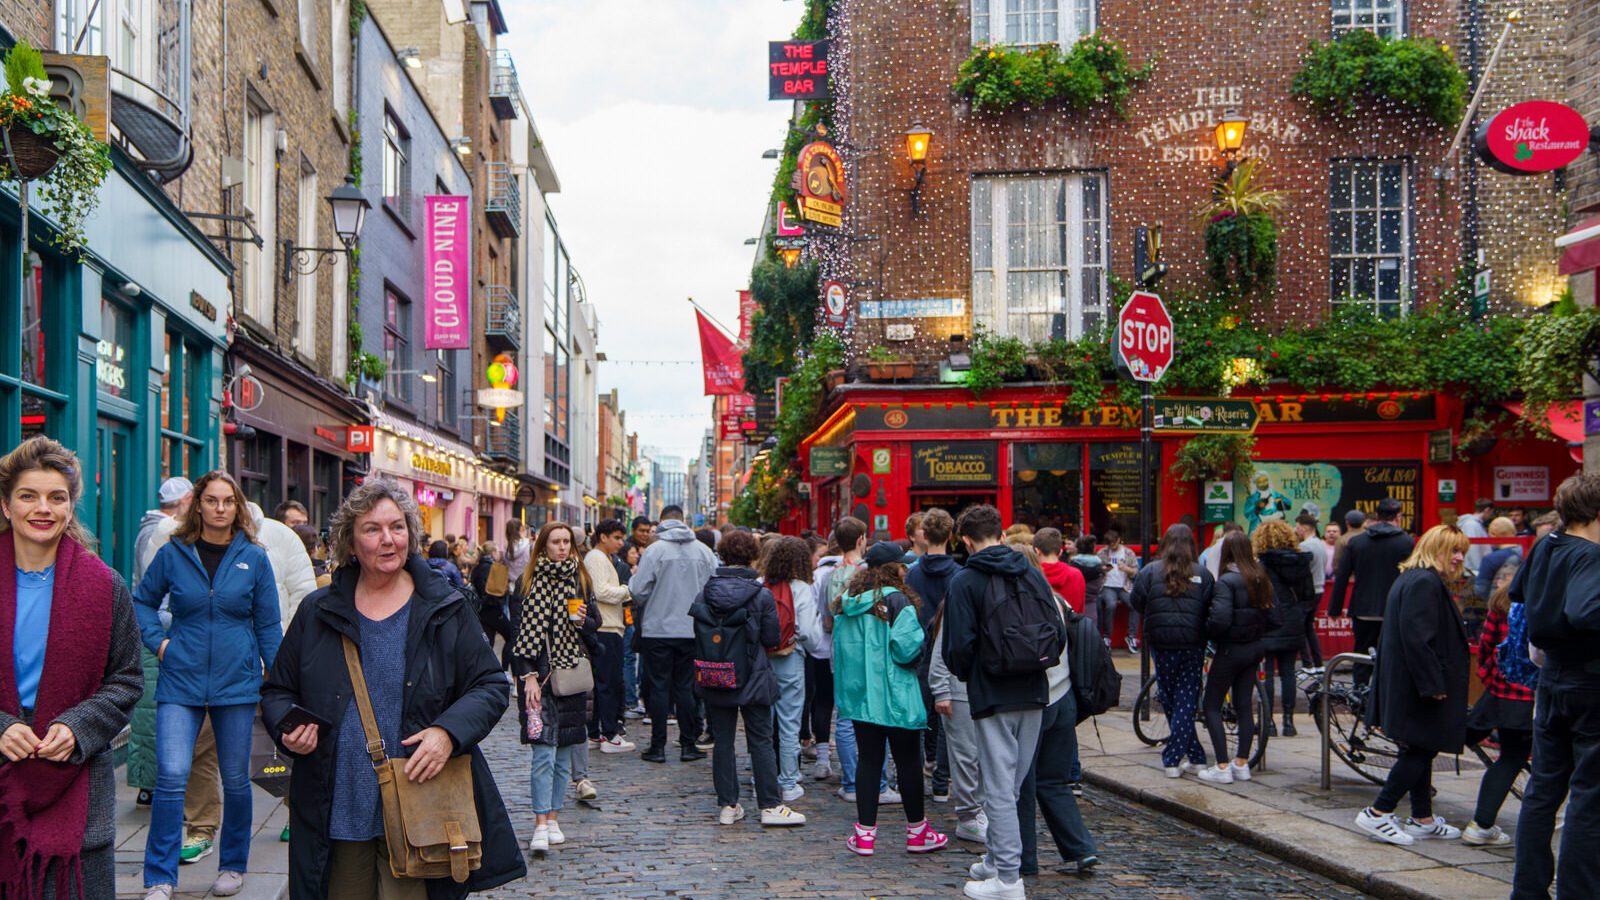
<box><xmin>1139</xmin><ymin>381</ymin><xmax>1152</xmax><ymax>690</ymax></box>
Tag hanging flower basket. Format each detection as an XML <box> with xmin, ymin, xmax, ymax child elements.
<box><xmin>2</xmin><ymin>126</ymin><xmax>60</xmax><ymax>180</ymax></box>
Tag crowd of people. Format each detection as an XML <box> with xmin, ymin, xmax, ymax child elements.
<box><xmin>0</xmin><ymin>431</ymin><xmax>1596</xmax><ymax>899</ymax></box>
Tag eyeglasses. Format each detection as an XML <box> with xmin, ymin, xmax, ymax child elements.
<box><xmin>201</xmin><ymin>496</ymin><xmax>238</xmax><ymax>509</ymax></box>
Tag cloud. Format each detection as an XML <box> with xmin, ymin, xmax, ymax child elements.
<box><xmin>495</xmin><ymin>0</ymin><xmax>800</xmax><ymax>457</ymax></box>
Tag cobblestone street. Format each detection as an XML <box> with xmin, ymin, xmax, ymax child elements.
<box><xmin>478</xmin><ymin>710</ymin><xmax>1371</xmax><ymax>899</ymax></box>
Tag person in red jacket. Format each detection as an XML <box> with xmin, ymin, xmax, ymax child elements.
<box><xmin>1034</xmin><ymin>528</ymin><xmax>1086</xmax><ymax>613</ymax></box>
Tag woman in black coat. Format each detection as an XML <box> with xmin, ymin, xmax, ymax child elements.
<box><xmin>1198</xmin><ymin>532</ymin><xmax>1279</xmax><ymax>784</ymax></box>
<box><xmin>1253</xmin><ymin>520</ymin><xmax>1315</xmax><ymax>736</ymax></box>
<box><xmin>261</xmin><ymin>480</ymin><xmax>525</xmax><ymax>900</ymax></box>
<box><xmin>1129</xmin><ymin>524</ymin><xmax>1215</xmax><ymax>777</ymax></box>
<box><xmin>1354</xmin><ymin>524</ymin><xmax>1471</xmax><ymax>847</ymax></box>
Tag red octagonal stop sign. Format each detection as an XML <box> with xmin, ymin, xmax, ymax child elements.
<box><xmin>1117</xmin><ymin>291</ymin><xmax>1174</xmax><ymax>383</ymax></box>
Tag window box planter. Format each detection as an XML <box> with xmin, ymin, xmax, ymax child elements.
<box><xmin>866</xmin><ymin>360</ymin><xmax>916</xmax><ymax>382</ymax></box>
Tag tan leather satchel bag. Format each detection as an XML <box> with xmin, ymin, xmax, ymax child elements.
<box><xmin>341</xmin><ymin>637</ymin><xmax>483</xmax><ymax>883</ymax></box>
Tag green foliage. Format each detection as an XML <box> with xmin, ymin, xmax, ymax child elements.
<box><xmin>1195</xmin><ymin>158</ymin><xmax>1286</xmax><ymax>219</ymax></box>
<box><xmin>743</xmin><ymin>259</ymin><xmax>821</xmax><ymax>395</ymax></box>
<box><xmin>952</xmin><ymin>34</ymin><xmax>1153</xmax><ymax>115</ymax></box>
<box><xmin>1291</xmin><ymin>30</ymin><xmax>1466</xmax><ymax>128</ymax></box>
<box><xmin>1516</xmin><ymin>308</ymin><xmax>1600</xmax><ymax>424</ymax></box>
<box><xmin>2</xmin><ymin>42</ymin><xmax>45</xmax><ymax>91</ymax></box>
<box><xmin>773</xmin><ymin>332</ymin><xmax>845</xmax><ymax>461</ymax></box>
<box><xmin>1172</xmin><ymin>434</ymin><xmax>1257</xmax><ymax>483</ymax></box>
<box><xmin>865</xmin><ymin>344</ymin><xmax>903</xmax><ymax>362</ymax></box>
<box><xmin>349</xmin><ymin>0</ymin><xmax>367</xmax><ymax>34</ymax></box>
<box><xmin>963</xmin><ymin>330</ymin><xmax>1029</xmax><ymax>396</ymax></box>
<box><xmin>1204</xmin><ymin>213</ymin><xmax>1278</xmax><ymax>299</ymax></box>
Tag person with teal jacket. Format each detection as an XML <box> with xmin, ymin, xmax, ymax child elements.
<box><xmin>831</xmin><ymin>541</ymin><xmax>949</xmax><ymax>858</ymax></box>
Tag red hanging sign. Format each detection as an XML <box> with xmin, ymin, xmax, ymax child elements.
<box><xmin>1475</xmin><ymin>101</ymin><xmax>1591</xmax><ymax>175</ymax></box>
<box><xmin>738</xmin><ymin>290</ymin><xmax>758</xmax><ymax>347</ymax></box>
<box><xmin>696</xmin><ymin>309</ymin><xmax>745</xmax><ymax>396</ymax></box>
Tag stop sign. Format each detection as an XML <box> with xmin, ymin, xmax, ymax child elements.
<box><xmin>1117</xmin><ymin>291</ymin><xmax>1174</xmax><ymax>383</ymax></box>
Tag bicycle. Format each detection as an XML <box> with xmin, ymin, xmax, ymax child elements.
<box><xmin>1131</xmin><ymin>648</ymin><xmax>1271</xmax><ymax>770</ymax></box>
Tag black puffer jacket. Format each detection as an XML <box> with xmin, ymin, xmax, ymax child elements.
<box><xmin>689</xmin><ymin>566</ymin><xmax>780</xmax><ymax>708</ymax></box>
<box><xmin>511</xmin><ymin>590</ymin><xmax>601</xmax><ymax>749</ymax></box>
<box><xmin>1129</xmin><ymin>561</ymin><xmax>1213</xmax><ymax>651</ymax></box>
<box><xmin>1207</xmin><ymin>569</ymin><xmax>1282</xmax><ymax>646</ymax></box>
<box><xmin>262</xmin><ymin>555</ymin><xmax>525</xmax><ymax>900</ymax></box>
<box><xmin>1260</xmin><ymin>549</ymin><xmax>1315</xmax><ymax>653</ymax></box>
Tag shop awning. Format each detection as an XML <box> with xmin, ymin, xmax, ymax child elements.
<box><xmin>1503</xmin><ymin>400</ymin><xmax>1584</xmax><ymax>445</ymax></box>
<box><xmin>1558</xmin><ymin>216</ymin><xmax>1600</xmax><ymax>275</ymax></box>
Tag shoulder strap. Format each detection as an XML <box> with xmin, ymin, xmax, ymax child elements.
<box><xmin>341</xmin><ymin>636</ymin><xmax>390</xmax><ymax>768</ymax></box>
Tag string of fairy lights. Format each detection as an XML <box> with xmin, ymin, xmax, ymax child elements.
<box><xmin>769</xmin><ymin>0</ymin><xmax>1569</xmax><ymax>375</ymax></box>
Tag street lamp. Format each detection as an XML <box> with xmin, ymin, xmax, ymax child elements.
<box><xmin>1213</xmin><ymin>111</ymin><xmax>1248</xmax><ymax>180</ymax></box>
<box><xmin>779</xmin><ymin>246</ymin><xmax>802</xmax><ymax>268</ymax></box>
<box><xmin>906</xmin><ymin>124</ymin><xmax>932</xmax><ymax>215</ymax></box>
<box><xmin>396</xmin><ymin>47</ymin><xmax>423</xmax><ymax>69</ymax></box>
<box><xmin>282</xmin><ymin>175</ymin><xmax>371</xmax><ymax>282</ymax></box>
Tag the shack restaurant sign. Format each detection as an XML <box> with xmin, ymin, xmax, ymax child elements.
<box><xmin>1475</xmin><ymin>101</ymin><xmax>1590</xmax><ymax>175</ymax></box>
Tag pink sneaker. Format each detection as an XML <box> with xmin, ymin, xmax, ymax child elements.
<box><xmin>847</xmin><ymin>823</ymin><xmax>876</xmax><ymax>856</ymax></box>
<box><xmin>905</xmin><ymin>819</ymin><xmax>949</xmax><ymax>853</ymax></box>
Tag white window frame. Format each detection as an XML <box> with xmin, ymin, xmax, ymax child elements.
<box><xmin>331</xmin><ymin>251</ymin><xmax>348</xmax><ymax>377</ymax></box>
<box><xmin>240</xmin><ymin>99</ymin><xmax>278</xmax><ymax>325</ymax></box>
<box><xmin>1331</xmin><ymin>0</ymin><xmax>1405</xmax><ymax>39</ymax></box>
<box><xmin>330</xmin><ymin>0</ymin><xmax>351</xmax><ymax>116</ymax></box>
<box><xmin>1329</xmin><ymin>159</ymin><xmax>1411</xmax><ymax>318</ymax></box>
<box><xmin>971</xmin><ymin>172</ymin><xmax>1109</xmax><ymax>342</ymax></box>
<box><xmin>295</xmin><ymin>162</ymin><xmax>318</xmax><ymax>358</ymax></box>
<box><xmin>297</xmin><ymin>0</ymin><xmax>317</xmax><ymax>54</ymax></box>
<box><xmin>55</xmin><ymin>0</ymin><xmax>103</xmax><ymax>54</ymax></box>
<box><xmin>972</xmin><ymin>0</ymin><xmax>1095</xmax><ymax>47</ymax></box>
<box><xmin>382</xmin><ymin>110</ymin><xmax>409</xmax><ymax>215</ymax></box>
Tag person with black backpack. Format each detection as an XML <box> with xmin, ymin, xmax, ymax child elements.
<box><xmin>688</xmin><ymin>530</ymin><xmax>806</xmax><ymax>829</ymax></box>
<box><xmin>907</xmin><ymin>508</ymin><xmax>960</xmax><ymax>803</ymax></box>
<box><xmin>943</xmin><ymin>506</ymin><xmax>1066</xmax><ymax>900</ymax></box>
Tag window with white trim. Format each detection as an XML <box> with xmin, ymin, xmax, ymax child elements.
<box><xmin>1329</xmin><ymin>159</ymin><xmax>1410</xmax><ymax>318</ymax></box>
<box><xmin>382</xmin><ymin>110</ymin><xmax>410</xmax><ymax>215</ymax></box>
<box><xmin>1332</xmin><ymin>0</ymin><xmax>1404</xmax><ymax>38</ymax></box>
<box><xmin>240</xmin><ymin>99</ymin><xmax>277</xmax><ymax>325</ymax></box>
<box><xmin>297</xmin><ymin>0</ymin><xmax>316</xmax><ymax>54</ymax></box>
<box><xmin>972</xmin><ymin>0</ymin><xmax>1094</xmax><ymax>47</ymax></box>
<box><xmin>972</xmin><ymin>173</ymin><xmax>1108</xmax><ymax>342</ymax></box>
<box><xmin>330</xmin><ymin>0</ymin><xmax>350</xmax><ymax>115</ymax></box>
<box><xmin>295</xmin><ymin>163</ymin><xmax>318</xmax><ymax>358</ymax></box>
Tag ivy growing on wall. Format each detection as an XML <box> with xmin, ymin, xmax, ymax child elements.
<box><xmin>952</xmin><ymin>34</ymin><xmax>1153</xmax><ymax>115</ymax></box>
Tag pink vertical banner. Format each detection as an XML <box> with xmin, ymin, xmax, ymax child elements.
<box><xmin>424</xmin><ymin>195</ymin><xmax>471</xmax><ymax>349</ymax></box>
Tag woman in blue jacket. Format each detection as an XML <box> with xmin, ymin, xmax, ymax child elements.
<box><xmin>133</xmin><ymin>471</ymin><xmax>280</xmax><ymax>900</ymax></box>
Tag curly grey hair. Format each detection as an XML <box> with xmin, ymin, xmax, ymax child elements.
<box><xmin>328</xmin><ymin>478</ymin><xmax>424</xmax><ymax>569</ymax></box>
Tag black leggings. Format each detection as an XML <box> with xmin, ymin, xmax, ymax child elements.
<box><xmin>853</xmin><ymin>720</ymin><xmax>924</xmax><ymax>827</ymax></box>
<box><xmin>1261</xmin><ymin>648</ymin><xmax>1299</xmax><ymax>719</ymax></box>
<box><xmin>806</xmin><ymin>655</ymin><xmax>834</xmax><ymax>744</ymax></box>
<box><xmin>1301</xmin><ymin>608</ymin><xmax>1323</xmax><ymax>667</ymax></box>
<box><xmin>1203</xmin><ymin>643</ymin><xmax>1263</xmax><ymax>764</ymax></box>
<box><xmin>1474</xmin><ymin>728</ymin><xmax>1533</xmax><ymax>828</ymax></box>
<box><xmin>1375</xmin><ymin>746</ymin><xmax>1436</xmax><ymax>819</ymax></box>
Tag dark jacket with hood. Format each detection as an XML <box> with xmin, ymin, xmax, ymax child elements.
<box><xmin>1207</xmin><ymin>568</ymin><xmax>1281</xmax><ymax>647</ymax></box>
<box><xmin>1371</xmin><ymin>567</ymin><xmax>1469</xmax><ymax>753</ymax></box>
<box><xmin>1330</xmin><ymin>521</ymin><xmax>1414</xmax><ymax>619</ymax></box>
<box><xmin>262</xmin><ymin>554</ymin><xmax>525</xmax><ymax>900</ymax></box>
<box><xmin>1129</xmin><ymin>561</ymin><xmax>1214</xmax><ymax>651</ymax></box>
<box><xmin>1512</xmin><ymin>531</ymin><xmax>1600</xmax><ymax>673</ymax></box>
<box><xmin>941</xmin><ymin>544</ymin><xmax>1066</xmax><ymax>719</ymax></box>
<box><xmin>1260</xmin><ymin>549</ymin><xmax>1315</xmax><ymax>653</ymax></box>
<box><xmin>689</xmin><ymin>566</ymin><xmax>780</xmax><ymax>708</ymax></box>
<box><xmin>906</xmin><ymin>554</ymin><xmax>962</xmax><ymax>629</ymax></box>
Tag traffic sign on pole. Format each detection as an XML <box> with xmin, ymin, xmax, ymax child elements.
<box><xmin>1116</xmin><ymin>291</ymin><xmax>1174</xmax><ymax>383</ymax></box>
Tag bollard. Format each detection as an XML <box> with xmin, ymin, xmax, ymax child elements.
<box><xmin>1319</xmin><ymin>652</ymin><xmax>1373</xmax><ymax>791</ymax></box>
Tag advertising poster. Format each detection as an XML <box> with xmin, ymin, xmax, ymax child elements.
<box><xmin>1234</xmin><ymin>461</ymin><xmax>1420</xmax><ymax>534</ymax></box>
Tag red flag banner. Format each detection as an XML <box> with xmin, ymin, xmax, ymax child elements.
<box><xmin>738</xmin><ymin>290</ymin><xmax>758</xmax><ymax>347</ymax></box>
<box><xmin>697</xmin><ymin>309</ymin><xmax>745</xmax><ymax>395</ymax></box>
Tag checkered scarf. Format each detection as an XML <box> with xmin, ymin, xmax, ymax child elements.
<box><xmin>512</xmin><ymin>556</ymin><xmax>585</xmax><ymax>669</ymax></box>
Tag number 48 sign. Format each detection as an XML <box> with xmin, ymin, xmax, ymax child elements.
<box><xmin>1116</xmin><ymin>291</ymin><xmax>1174</xmax><ymax>383</ymax></box>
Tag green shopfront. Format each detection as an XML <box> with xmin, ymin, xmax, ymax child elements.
<box><xmin>0</xmin><ymin>158</ymin><xmax>230</xmax><ymax>579</ymax></box>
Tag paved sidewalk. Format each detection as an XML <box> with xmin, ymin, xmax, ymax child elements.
<box><xmin>112</xmin><ymin>767</ymin><xmax>289</xmax><ymax>900</ymax></box>
<box><xmin>1082</xmin><ymin>654</ymin><xmax>1524</xmax><ymax>900</ymax></box>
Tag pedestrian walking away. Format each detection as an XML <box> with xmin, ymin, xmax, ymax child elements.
<box><xmin>1130</xmin><ymin>524</ymin><xmax>1215</xmax><ymax>778</ymax></box>
<box><xmin>261</xmin><ymin>479</ymin><xmax>524</xmax><ymax>899</ymax></box>
<box><xmin>1329</xmin><ymin>498</ymin><xmax>1413</xmax><ymax>687</ymax></box>
<box><xmin>1257</xmin><ymin>520</ymin><xmax>1315</xmax><ymax>737</ymax></box>
<box><xmin>630</xmin><ymin>506</ymin><xmax>716</xmax><ymax>763</ymax></box>
<box><xmin>1198</xmin><ymin>532</ymin><xmax>1278</xmax><ymax>784</ymax></box>
<box><xmin>0</xmin><ymin>437</ymin><xmax>143</xmax><ymax>900</ymax></box>
<box><xmin>1354</xmin><ymin>525</ymin><xmax>1470</xmax><ymax>848</ymax></box>
<box><xmin>760</xmin><ymin>535</ymin><xmax>825</xmax><ymax>801</ymax></box>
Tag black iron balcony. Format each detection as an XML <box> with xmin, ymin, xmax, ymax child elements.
<box><xmin>485</xmin><ymin>162</ymin><xmax>521</xmax><ymax>238</ymax></box>
<box><xmin>485</xmin><ymin>410</ymin><xmax>522</xmax><ymax>463</ymax></box>
<box><xmin>486</xmin><ymin>284</ymin><xmax>520</xmax><ymax>350</ymax></box>
<box><xmin>107</xmin><ymin>0</ymin><xmax>193</xmax><ymax>182</ymax></box>
<box><xmin>489</xmin><ymin>50</ymin><xmax>518</xmax><ymax>120</ymax></box>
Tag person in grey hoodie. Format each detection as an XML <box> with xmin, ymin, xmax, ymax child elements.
<box><xmin>631</xmin><ymin>505</ymin><xmax>717</xmax><ymax>762</ymax></box>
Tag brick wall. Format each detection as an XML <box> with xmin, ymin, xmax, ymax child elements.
<box><xmin>829</xmin><ymin>0</ymin><xmax>1569</xmax><ymax>365</ymax></box>
<box><xmin>1568</xmin><ymin>0</ymin><xmax>1600</xmax><ymax>216</ymax></box>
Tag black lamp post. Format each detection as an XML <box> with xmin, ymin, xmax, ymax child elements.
<box><xmin>281</xmin><ymin>175</ymin><xmax>371</xmax><ymax>283</ymax></box>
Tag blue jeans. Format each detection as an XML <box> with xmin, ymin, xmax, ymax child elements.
<box><xmin>1512</xmin><ymin>662</ymin><xmax>1600</xmax><ymax>899</ymax></box>
<box><xmin>771</xmin><ymin>652</ymin><xmax>805</xmax><ymax>789</ymax></box>
<box><xmin>145</xmin><ymin>703</ymin><xmax>256</xmax><ymax>888</ymax></box>
<box><xmin>836</xmin><ymin>718</ymin><xmax>889</xmax><ymax>794</ymax></box>
<box><xmin>530</xmin><ymin>744</ymin><xmax>576</xmax><ymax>815</ymax></box>
<box><xmin>1097</xmin><ymin>586</ymin><xmax>1139</xmax><ymax>640</ymax></box>
<box><xmin>622</xmin><ymin>623</ymin><xmax>639</xmax><ymax>708</ymax></box>
<box><xmin>1020</xmin><ymin>691</ymin><xmax>1096</xmax><ymax>872</ymax></box>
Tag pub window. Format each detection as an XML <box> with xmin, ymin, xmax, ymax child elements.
<box><xmin>382</xmin><ymin>109</ymin><xmax>410</xmax><ymax>216</ymax></box>
<box><xmin>972</xmin><ymin>0</ymin><xmax>1095</xmax><ymax>47</ymax></box>
<box><xmin>971</xmin><ymin>172</ymin><xmax>1108</xmax><ymax>343</ymax></box>
<box><xmin>16</xmin><ymin>254</ymin><xmax>64</xmax><ymax>443</ymax></box>
<box><xmin>1329</xmin><ymin>159</ymin><xmax>1410</xmax><ymax>318</ymax></box>
<box><xmin>385</xmin><ymin>288</ymin><xmax>413</xmax><ymax>404</ymax></box>
<box><xmin>1332</xmin><ymin>0</ymin><xmax>1404</xmax><ymax>38</ymax></box>
<box><xmin>160</xmin><ymin>331</ymin><xmax>208</xmax><ymax>479</ymax></box>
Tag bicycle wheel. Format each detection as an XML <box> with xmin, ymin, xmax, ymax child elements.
<box><xmin>1132</xmin><ymin>677</ymin><xmax>1172</xmax><ymax>747</ymax></box>
<box><xmin>1470</xmin><ymin>736</ymin><xmax>1529</xmax><ymax>800</ymax></box>
<box><xmin>1309</xmin><ymin>680</ymin><xmax>1402</xmax><ymax>785</ymax></box>
<box><xmin>1248</xmin><ymin>678</ymin><xmax>1271</xmax><ymax>769</ymax></box>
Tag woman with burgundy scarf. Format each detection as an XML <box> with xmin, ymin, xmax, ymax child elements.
<box><xmin>0</xmin><ymin>436</ymin><xmax>143</xmax><ymax>899</ymax></box>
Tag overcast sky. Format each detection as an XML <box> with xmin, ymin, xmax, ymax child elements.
<box><xmin>497</xmin><ymin>0</ymin><xmax>800</xmax><ymax>461</ymax></box>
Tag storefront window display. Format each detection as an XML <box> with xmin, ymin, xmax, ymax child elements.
<box><xmin>1011</xmin><ymin>443</ymin><xmax>1082</xmax><ymax>534</ymax></box>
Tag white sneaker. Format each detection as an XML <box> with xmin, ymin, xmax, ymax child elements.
<box><xmin>1229</xmin><ymin>761</ymin><xmax>1252</xmax><ymax>781</ymax></box>
<box><xmin>1180</xmin><ymin>761</ymin><xmax>1202</xmax><ymax>775</ymax></box>
<box><xmin>955</xmin><ymin>818</ymin><xmax>988</xmax><ymax>843</ymax></box>
<box><xmin>546</xmin><ymin>821</ymin><xmax>566</xmax><ymax>845</ymax></box>
<box><xmin>1164</xmin><ymin>766</ymin><xmax>1183</xmax><ymax>779</ymax></box>
<box><xmin>574</xmin><ymin>778</ymin><xmax>598</xmax><ymax>801</ymax></box>
<box><xmin>1355</xmin><ymin>808</ymin><xmax>1415</xmax><ymax>846</ymax></box>
<box><xmin>1403</xmin><ymin>816</ymin><xmax>1462</xmax><ymax>840</ymax></box>
<box><xmin>600</xmin><ymin>736</ymin><xmax>636</xmax><ymax>753</ymax></box>
<box><xmin>761</xmin><ymin>804</ymin><xmax>807</xmax><ymax>826</ymax></box>
<box><xmin>836</xmin><ymin>787</ymin><xmax>856</xmax><ymax>802</ymax></box>
<box><xmin>812</xmin><ymin>759</ymin><xmax>833</xmax><ymax>781</ymax></box>
<box><xmin>1462</xmin><ymin>823</ymin><xmax>1512</xmax><ymax>846</ymax></box>
<box><xmin>718</xmin><ymin>804</ymin><xmax>746</xmax><ymax>825</ymax></box>
<box><xmin>879</xmin><ymin>788</ymin><xmax>903</xmax><ymax>805</ymax></box>
<box><xmin>144</xmin><ymin>886</ymin><xmax>174</xmax><ymax>900</ymax></box>
<box><xmin>529</xmin><ymin>825</ymin><xmax>550</xmax><ymax>854</ymax></box>
<box><xmin>1197</xmin><ymin>765</ymin><xmax>1235</xmax><ymax>785</ymax></box>
<box><xmin>782</xmin><ymin>784</ymin><xmax>805</xmax><ymax>802</ymax></box>
<box><xmin>968</xmin><ymin>859</ymin><xmax>998</xmax><ymax>881</ymax></box>
<box><xmin>964</xmin><ymin>875</ymin><xmax>1026</xmax><ymax>899</ymax></box>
